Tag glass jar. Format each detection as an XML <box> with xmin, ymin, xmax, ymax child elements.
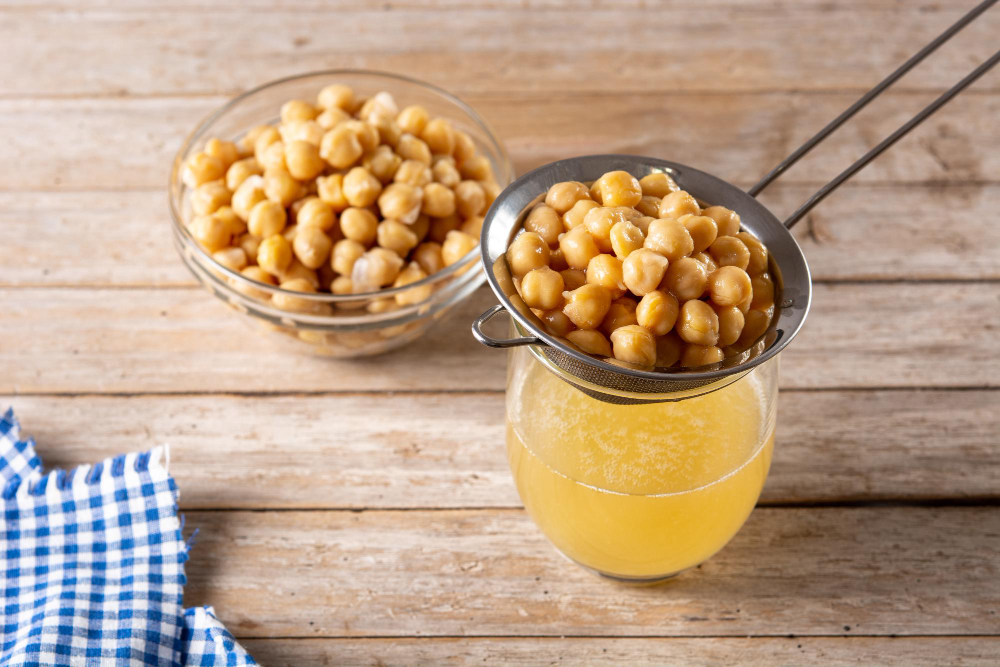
<box><xmin>505</xmin><ymin>340</ymin><xmax>779</xmax><ymax>583</ymax></box>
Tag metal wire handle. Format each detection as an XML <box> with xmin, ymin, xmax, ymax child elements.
<box><xmin>749</xmin><ymin>0</ymin><xmax>1000</xmax><ymax>229</ymax></box>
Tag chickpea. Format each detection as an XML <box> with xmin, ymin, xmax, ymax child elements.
<box><xmin>454</xmin><ymin>180</ymin><xmax>486</xmax><ymax>219</ymax></box>
<box><xmin>182</xmin><ymin>152</ymin><xmax>225</xmax><ymax>189</ymax></box>
<box><xmin>274</xmin><ymin>277</ymin><xmax>328</xmax><ymax>314</ymax></box>
<box><xmin>562</xmin><ymin>199</ymin><xmax>600</xmax><ymax>231</ymax></box>
<box><xmin>316</xmin><ymin>106</ymin><xmax>351</xmax><ymax>131</ymax></box>
<box><xmin>253</xmin><ymin>127</ymin><xmax>281</xmax><ymax>164</ymax></box>
<box><xmin>343</xmin><ymin>167</ymin><xmax>384</xmax><ymax>208</ymax></box>
<box><xmin>331</xmin><ymin>275</ymin><xmax>354</xmax><ymax>296</ymax></box>
<box><xmin>566</xmin><ymin>329</ymin><xmax>612</xmax><ymax>357</ymax></box>
<box><xmin>706</xmin><ymin>265</ymin><xmax>753</xmax><ymax>307</ymax></box>
<box><xmin>413</xmin><ymin>242</ymin><xmax>445</xmax><ymax>275</ymax></box>
<box><xmin>715</xmin><ymin>305</ymin><xmax>745</xmax><ymax>347</ymax></box>
<box><xmin>377</xmin><ymin>220</ymin><xmax>420</xmax><ymax>256</ymax></box>
<box><xmin>231</xmin><ymin>175</ymin><xmax>267</xmax><ymax>221</ymax></box>
<box><xmin>736</xmin><ymin>232</ymin><xmax>769</xmax><ymax>276</ymax></box>
<box><xmin>213</xmin><ymin>206</ymin><xmax>245</xmax><ymax>237</ymax></box>
<box><xmin>453</xmin><ymin>130</ymin><xmax>477</xmax><ymax>164</ymax></box>
<box><xmin>659</xmin><ymin>190</ymin><xmax>700</xmax><ymax>219</ymax></box>
<box><xmin>680</xmin><ymin>344</ymin><xmax>725</xmax><ymax>368</ymax></box>
<box><xmin>639</xmin><ymin>172</ymin><xmax>680</xmax><ymax>198</ymax></box>
<box><xmin>702</xmin><ymin>205</ymin><xmax>741</xmax><ymax>237</ymax></box>
<box><xmin>317</xmin><ymin>84</ymin><xmax>354</xmax><ymax>111</ymax></box>
<box><xmin>708</xmin><ymin>236</ymin><xmax>751</xmax><ymax>270</ymax></box>
<box><xmin>292</xmin><ymin>198</ymin><xmax>333</xmax><ymax>232</ymax></box>
<box><xmin>238</xmin><ymin>265</ymin><xmax>277</xmax><ymax>300</ymax></box>
<box><xmin>394</xmin><ymin>159</ymin><xmax>433</xmax><ymax>187</ymax></box>
<box><xmin>460</xmin><ymin>215</ymin><xmax>484</xmax><ymax>238</ymax></box>
<box><xmin>418</xmin><ymin>182</ymin><xmax>455</xmax><ymax>218</ymax></box>
<box><xmin>393</xmin><ymin>262</ymin><xmax>433</xmax><ymax>306</ymax></box>
<box><xmin>595</xmin><ymin>171</ymin><xmax>639</xmax><ymax>208</ymax></box>
<box><xmin>291</xmin><ymin>225</ymin><xmax>333</xmax><ymax>270</ymax></box>
<box><xmin>634</xmin><ymin>195</ymin><xmax>662</xmax><ymax>218</ymax></box>
<box><xmin>190</xmin><ymin>180</ymin><xmax>231</xmax><ymax>216</ymax></box>
<box><xmin>226</xmin><ymin>157</ymin><xmax>262</xmax><ymax>191</ymax></box>
<box><xmin>507</xmin><ymin>231</ymin><xmax>550</xmax><ymax>277</ymax></box>
<box><xmin>352</xmin><ymin>247</ymin><xmax>404</xmax><ymax>289</ymax></box>
<box><xmin>545</xmin><ymin>181</ymin><xmax>591</xmax><ymax>215</ymax></box>
<box><xmin>676</xmin><ymin>299</ymin><xmax>719</xmax><ymax>346</ymax></box>
<box><xmin>362</xmin><ymin>145</ymin><xmax>402</xmax><ymax>184</ymax></box>
<box><xmin>258</xmin><ymin>141</ymin><xmax>286</xmax><ymax>172</ymax></box>
<box><xmin>281</xmin><ymin>259</ymin><xmax>321</xmax><ymax>291</ymax></box>
<box><xmin>397</xmin><ymin>105</ymin><xmax>430</xmax><ymax>135</ymax></box>
<box><xmin>518</xmin><ymin>205</ymin><xmax>559</xmax><ymax>247</ymax></box>
<box><xmin>330</xmin><ymin>239</ymin><xmax>366</xmax><ymax>276</ymax></box>
<box><xmin>429</xmin><ymin>214</ymin><xmax>461</xmax><ymax>243</ymax></box>
<box><xmin>237</xmin><ymin>233</ymin><xmax>261</xmax><ymax>262</ymax></box>
<box><xmin>663</xmin><ymin>256</ymin><xmax>708</xmax><ymax>301</ymax></box>
<box><xmin>190</xmin><ymin>214</ymin><xmax>231</xmax><ymax>252</ymax></box>
<box><xmin>557</xmin><ymin>226</ymin><xmax>598</xmax><ymax>270</ymax></box>
<box><xmin>678</xmin><ymin>214</ymin><xmax>718</xmax><ymax>255</ymax></box>
<box><xmin>521</xmin><ymin>266</ymin><xmax>565</xmax><ymax>310</ymax></box>
<box><xmin>548</xmin><ymin>246</ymin><xmax>569</xmax><ymax>272</ymax></box>
<box><xmin>257</xmin><ymin>234</ymin><xmax>293</xmax><ymax>275</ymax></box>
<box><xmin>586</xmin><ymin>254</ymin><xmax>626</xmax><ymax>299</ymax></box>
<box><xmin>420</xmin><ymin>118</ymin><xmax>455</xmax><ymax>155</ymax></box>
<box><xmin>371</xmin><ymin>114</ymin><xmax>403</xmax><ymax>148</ymax></box>
<box><xmin>263</xmin><ymin>169</ymin><xmax>301</xmax><ymax>207</ymax></box>
<box><xmin>560</xmin><ymin>268</ymin><xmax>587</xmax><ymax>292</ymax></box>
<box><xmin>588</xmin><ymin>177</ymin><xmax>604</xmax><ymax>204</ymax></box>
<box><xmin>562</xmin><ymin>283</ymin><xmax>612</xmax><ymax>330</ymax></box>
<box><xmin>656</xmin><ymin>332</ymin><xmax>684</xmax><ymax>367</ymax></box>
<box><xmin>458</xmin><ymin>154</ymin><xmax>494</xmax><ymax>182</ymax></box>
<box><xmin>281</xmin><ymin>99</ymin><xmax>318</xmax><ymax>124</ymax></box>
<box><xmin>204</xmin><ymin>137</ymin><xmax>239</xmax><ymax>169</ymax></box>
<box><xmin>541</xmin><ymin>309</ymin><xmax>575</xmax><ymax>337</ymax></box>
<box><xmin>691</xmin><ymin>251</ymin><xmax>718</xmax><ymax>273</ymax></box>
<box><xmin>750</xmin><ymin>273</ymin><xmax>775</xmax><ymax>311</ymax></box>
<box><xmin>608</xmin><ymin>219</ymin><xmax>645</xmax><ymax>260</ymax></box>
<box><xmin>279</xmin><ymin>119</ymin><xmax>324</xmax><ymax>146</ymax></box>
<box><xmin>240</xmin><ymin>125</ymin><xmax>271</xmax><ymax>156</ymax></box>
<box><xmin>736</xmin><ymin>290</ymin><xmax>753</xmax><ymax>314</ymax></box>
<box><xmin>636</xmin><ymin>290</ymin><xmax>679</xmax><ymax>336</ymax></box>
<box><xmin>644</xmin><ymin>218</ymin><xmax>694</xmax><ymax>261</ymax></box>
<box><xmin>633</xmin><ymin>215</ymin><xmax>655</xmax><ymax>235</ymax></box>
<box><xmin>359</xmin><ymin>91</ymin><xmax>399</xmax><ymax>122</ymax></box>
<box><xmin>341</xmin><ymin>119</ymin><xmax>380</xmax><ymax>153</ymax></box>
<box><xmin>339</xmin><ymin>207</ymin><xmax>379</xmax><ymax>246</ymax></box>
<box><xmin>246</xmin><ymin>202</ymin><xmax>285</xmax><ymax>241</ymax></box>
<box><xmin>441</xmin><ymin>230</ymin><xmax>478</xmax><ymax>266</ymax></box>
<box><xmin>320</xmin><ymin>125</ymin><xmax>364</xmax><ymax>170</ymax></box>
<box><xmin>609</xmin><ymin>324</ymin><xmax>657</xmax><ymax>366</ymax></box>
<box><xmin>283</xmin><ymin>224</ymin><xmax>299</xmax><ymax>243</ymax></box>
<box><xmin>396</xmin><ymin>133</ymin><xmax>432</xmax><ymax>165</ymax></box>
<box><xmin>377</xmin><ymin>182</ymin><xmax>423</xmax><ymax>223</ymax></box>
<box><xmin>281</xmin><ymin>140</ymin><xmax>324</xmax><ymax>181</ymax></box>
<box><xmin>316</xmin><ymin>174</ymin><xmax>350</xmax><ymax>212</ymax></box>
<box><xmin>583</xmin><ymin>207</ymin><xmax>628</xmax><ymax>253</ymax></box>
<box><xmin>432</xmin><ymin>157</ymin><xmax>461</xmax><ymax>188</ymax></box>
<box><xmin>622</xmin><ymin>248</ymin><xmax>669</xmax><ymax>296</ymax></box>
<box><xmin>409</xmin><ymin>214</ymin><xmax>430</xmax><ymax>241</ymax></box>
<box><xmin>736</xmin><ymin>308</ymin><xmax>772</xmax><ymax>349</ymax></box>
<box><xmin>601</xmin><ymin>300</ymin><xmax>638</xmax><ymax>336</ymax></box>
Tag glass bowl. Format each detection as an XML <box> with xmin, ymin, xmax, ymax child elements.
<box><xmin>168</xmin><ymin>70</ymin><xmax>512</xmax><ymax>357</ymax></box>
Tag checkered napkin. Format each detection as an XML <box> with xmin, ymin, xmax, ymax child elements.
<box><xmin>1</xmin><ymin>408</ymin><xmax>257</xmax><ymax>666</ymax></box>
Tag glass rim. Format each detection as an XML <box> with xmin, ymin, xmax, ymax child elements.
<box><xmin>168</xmin><ymin>68</ymin><xmax>514</xmax><ymax>303</ymax></box>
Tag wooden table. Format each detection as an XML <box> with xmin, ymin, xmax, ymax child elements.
<box><xmin>3</xmin><ymin>1</ymin><xmax>999</xmax><ymax>664</ymax></box>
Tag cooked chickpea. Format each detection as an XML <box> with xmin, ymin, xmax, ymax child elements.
<box><xmin>656</xmin><ymin>332</ymin><xmax>684</xmax><ymax>367</ymax></box>
<box><xmin>597</xmin><ymin>170</ymin><xmax>642</xmax><ymax>208</ymax></box>
<box><xmin>231</xmin><ymin>175</ymin><xmax>267</xmax><ymax>220</ymax></box>
<box><xmin>202</xmin><ymin>138</ymin><xmax>238</xmax><ymax>170</ymax></box>
<box><xmin>521</xmin><ymin>266</ymin><xmax>565</xmax><ymax>310</ymax></box>
<box><xmin>562</xmin><ymin>283</ymin><xmax>612</xmax><ymax>329</ymax></box>
<box><xmin>409</xmin><ymin>214</ymin><xmax>431</xmax><ymax>241</ymax></box>
<box><xmin>460</xmin><ymin>215</ymin><xmax>484</xmax><ymax>238</ymax></box>
<box><xmin>680</xmin><ymin>215</ymin><xmax>719</xmax><ymax>254</ymax></box>
<box><xmin>246</xmin><ymin>200</ymin><xmax>285</xmax><ymax>238</ymax></box>
<box><xmin>524</xmin><ymin>205</ymin><xmax>562</xmax><ymax>247</ymax></box>
<box><xmin>548</xmin><ymin>247</ymin><xmax>568</xmax><ymax>272</ymax></box>
<box><xmin>292</xmin><ymin>226</ymin><xmax>334</xmax><ymax>270</ymax></box>
<box><xmin>378</xmin><ymin>182</ymin><xmax>423</xmax><ymax>223</ymax></box>
<box><xmin>342</xmin><ymin>167</ymin><xmax>384</xmax><ymax>208</ymax></box>
<box><xmin>263</xmin><ymin>169</ymin><xmax>301</xmax><ymax>207</ymax></box>
<box><xmin>622</xmin><ymin>248</ymin><xmax>669</xmax><ymax>296</ymax></box>
<box><xmin>676</xmin><ymin>299</ymin><xmax>720</xmax><ymax>346</ymax></box>
<box><xmin>237</xmin><ymin>233</ymin><xmax>261</xmax><ymax>262</ymax></box>
<box><xmin>394</xmin><ymin>159</ymin><xmax>433</xmax><ymax>188</ymax></box>
<box><xmin>736</xmin><ymin>232</ymin><xmax>769</xmax><ymax>276</ymax></box>
<box><xmin>715</xmin><ymin>305</ymin><xmax>745</xmax><ymax>347</ymax></box>
<box><xmin>418</xmin><ymin>182</ymin><xmax>455</xmax><ymax>218</ymax></box>
<box><xmin>601</xmin><ymin>299</ymin><xmax>638</xmax><ymax>335</ymax></box>
<box><xmin>636</xmin><ymin>290</ymin><xmax>679</xmax><ymax>336</ymax></box>
<box><xmin>273</xmin><ymin>278</ymin><xmax>328</xmax><ymax>314</ymax></box>
<box><xmin>680</xmin><ymin>344</ymin><xmax>724</xmax><ymax>368</ymax></box>
<box><xmin>639</xmin><ymin>173</ymin><xmax>679</xmax><ymax>199</ymax></box>
<box><xmin>545</xmin><ymin>181</ymin><xmax>591</xmax><ymax>214</ymax></box>
<box><xmin>283</xmin><ymin>140</ymin><xmax>325</xmax><ymax>181</ymax></box>
<box><xmin>736</xmin><ymin>308</ymin><xmax>772</xmax><ymax>349</ymax></box>
<box><xmin>453</xmin><ymin>131</ymin><xmax>477</xmax><ymax>164</ymax></box>
<box><xmin>586</xmin><ymin>253</ymin><xmax>626</xmax><ymax>299</ymax></box>
<box><xmin>320</xmin><ymin>124</ymin><xmax>364</xmax><ymax>169</ymax></box>
<box><xmin>702</xmin><ymin>206</ymin><xmax>741</xmax><ymax>237</ymax></box>
<box><xmin>396</xmin><ymin>133</ymin><xmax>432</xmax><ymax>165</ymax></box>
<box><xmin>339</xmin><ymin>207</ymin><xmax>379</xmax><ymax>246</ymax></box>
<box><xmin>659</xmin><ymin>190</ymin><xmax>700</xmax><ymax>219</ymax></box>
<box><xmin>258</xmin><ymin>141</ymin><xmax>286</xmax><ymax>172</ymax></box>
<box><xmin>559</xmin><ymin>268</ymin><xmax>586</xmax><ymax>292</ymax></box>
<box><xmin>371</xmin><ymin>115</ymin><xmax>403</xmax><ymax>148</ymax></box>
<box><xmin>566</xmin><ymin>329</ymin><xmax>613</xmax><ymax>357</ymax></box>
<box><xmin>432</xmin><ymin>157</ymin><xmax>461</xmax><ymax>188</ymax></box>
<box><xmin>281</xmin><ymin>99</ymin><xmax>318</xmax><ymax>124</ymax></box>
<box><xmin>182</xmin><ymin>152</ymin><xmax>225</xmax><ymax>189</ymax></box>
<box><xmin>420</xmin><ymin>118</ymin><xmax>455</xmax><ymax>155</ymax></box>
<box><xmin>609</xmin><ymin>325</ymin><xmax>657</xmax><ymax>366</ymax></box>
<box><xmin>190</xmin><ymin>214</ymin><xmax>231</xmax><ymax>252</ymax></box>
<box><xmin>190</xmin><ymin>180</ymin><xmax>231</xmax><ymax>216</ymax></box>
<box><xmin>556</xmin><ymin>226</ymin><xmax>599</xmax><ymax>271</ymax></box>
<box><xmin>393</xmin><ymin>262</ymin><xmax>433</xmax><ymax>306</ymax></box>
<box><xmin>459</xmin><ymin>154</ymin><xmax>494</xmax><ymax>182</ymax></box>
<box><xmin>226</xmin><ymin>157</ymin><xmax>262</xmax><ymax>191</ymax></box>
<box><xmin>644</xmin><ymin>218</ymin><xmax>694</xmax><ymax>261</ymax></box>
<box><xmin>632</xmin><ymin>216</ymin><xmax>655</xmax><ymax>235</ymax></box>
<box><xmin>609</xmin><ymin>219</ymin><xmax>645</xmax><ymax>260</ymax></box>
<box><xmin>707</xmin><ymin>265</ymin><xmax>753</xmax><ymax>307</ymax></box>
<box><xmin>708</xmin><ymin>236</ymin><xmax>751</xmax><ymax>270</ymax></box>
<box><xmin>397</xmin><ymin>105</ymin><xmax>430</xmax><ymax>135</ymax></box>
<box><xmin>317</xmin><ymin>84</ymin><xmax>354</xmax><ymax>111</ymax></box>
<box><xmin>330</xmin><ymin>275</ymin><xmax>354</xmax><ymax>296</ymax></box>
<box><xmin>377</xmin><ymin>219</ymin><xmax>420</xmax><ymax>256</ymax></box>
<box><xmin>331</xmin><ymin>239</ymin><xmax>366</xmax><ymax>276</ymax></box>
<box><xmin>352</xmin><ymin>247</ymin><xmax>404</xmax><ymax>289</ymax></box>
<box><xmin>663</xmin><ymin>256</ymin><xmax>708</xmax><ymax>301</ymax></box>
<box><xmin>454</xmin><ymin>180</ymin><xmax>486</xmax><ymax>219</ymax></box>
<box><xmin>359</xmin><ymin>92</ymin><xmax>399</xmax><ymax>122</ymax></box>
<box><xmin>240</xmin><ymin>125</ymin><xmax>270</xmax><ymax>155</ymax></box>
<box><xmin>363</xmin><ymin>144</ymin><xmax>402</xmax><ymax>184</ymax></box>
<box><xmin>283</xmin><ymin>224</ymin><xmax>299</xmax><ymax>243</ymax></box>
<box><xmin>281</xmin><ymin>258</ymin><xmax>322</xmax><ymax>290</ymax></box>
<box><xmin>280</xmin><ymin>119</ymin><xmax>324</xmax><ymax>146</ymax></box>
<box><xmin>691</xmin><ymin>251</ymin><xmax>718</xmax><ymax>273</ymax></box>
<box><xmin>412</xmin><ymin>242</ymin><xmax>445</xmax><ymax>275</ymax></box>
<box><xmin>506</xmin><ymin>231</ymin><xmax>550</xmax><ymax>277</ymax></box>
<box><xmin>253</xmin><ymin>126</ymin><xmax>282</xmax><ymax>163</ymax></box>
<box><xmin>316</xmin><ymin>106</ymin><xmax>350</xmax><ymax>130</ymax></box>
<box><xmin>237</xmin><ymin>265</ymin><xmax>277</xmax><ymax>300</ymax></box>
<box><xmin>213</xmin><ymin>206</ymin><xmax>245</xmax><ymax>237</ymax></box>
<box><xmin>316</xmin><ymin>174</ymin><xmax>350</xmax><ymax>212</ymax></box>
<box><xmin>441</xmin><ymin>230</ymin><xmax>478</xmax><ymax>266</ymax></box>
<box><xmin>557</xmin><ymin>200</ymin><xmax>595</xmax><ymax>233</ymax></box>
<box><xmin>429</xmin><ymin>214</ymin><xmax>461</xmax><ymax>243</ymax></box>
<box><xmin>541</xmin><ymin>309</ymin><xmax>575</xmax><ymax>337</ymax></box>
<box><xmin>634</xmin><ymin>195</ymin><xmax>663</xmax><ymax>218</ymax></box>
<box><xmin>342</xmin><ymin>119</ymin><xmax>380</xmax><ymax>153</ymax></box>
<box><xmin>750</xmin><ymin>273</ymin><xmax>775</xmax><ymax>311</ymax></box>
<box><xmin>294</xmin><ymin>198</ymin><xmax>335</xmax><ymax>232</ymax></box>
<box><xmin>584</xmin><ymin>207</ymin><xmax>630</xmax><ymax>253</ymax></box>
<box><xmin>257</xmin><ymin>234</ymin><xmax>293</xmax><ymax>275</ymax></box>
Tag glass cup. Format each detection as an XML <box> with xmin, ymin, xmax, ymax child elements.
<box><xmin>505</xmin><ymin>336</ymin><xmax>778</xmax><ymax>583</ymax></box>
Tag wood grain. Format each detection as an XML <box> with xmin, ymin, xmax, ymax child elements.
<box><xmin>1</xmin><ymin>4</ymin><xmax>997</xmax><ymax>96</ymax></box>
<box><xmin>2</xmin><ymin>92</ymin><xmax>998</xmax><ymax>192</ymax></box>
<box><xmin>2</xmin><ymin>283</ymin><xmax>998</xmax><ymax>394</ymax></box>
<box><xmin>240</xmin><ymin>637</ymin><xmax>1000</xmax><ymax>667</ymax></box>
<box><xmin>180</xmin><ymin>507</ymin><xmax>1000</xmax><ymax>637</ymax></box>
<box><xmin>7</xmin><ymin>390</ymin><xmax>998</xmax><ymax>509</ymax></box>
<box><xmin>4</xmin><ymin>185</ymin><xmax>1000</xmax><ymax>288</ymax></box>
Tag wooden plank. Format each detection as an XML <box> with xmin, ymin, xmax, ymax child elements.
<box><xmin>7</xmin><ymin>390</ymin><xmax>998</xmax><ymax>509</ymax></box>
<box><xmin>3</xmin><ymin>92</ymin><xmax>999</xmax><ymax>192</ymax></box>
<box><xmin>5</xmin><ymin>184</ymin><xmax>1000</xmax><ymax>287</ymax></box>
<box><xmin>179</xmin><ymin>507</ymin><xmax>1000</xmax><ymax>637</ymax></box>
<box><xmin>2</xmin><ymin>283</ymin><xmax>998</xmax><ymax>394</ymax></box>
<box><xmin>240</xmin><ymin>637</ymin><xmax>1000</xmax><ymax>666</ymax></box>
<box><xmin>1</xmin><ymin>4</ymin><xmax>997</xmax><ymax>96</ymax></box>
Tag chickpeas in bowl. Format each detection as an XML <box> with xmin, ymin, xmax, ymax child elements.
<box><xmin>169</xmin><ymin>71</ymin><xmax>512</xmax><ymax>357</ymax></box>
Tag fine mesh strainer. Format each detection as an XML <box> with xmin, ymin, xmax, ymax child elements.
<box><xmin>472</xmin><ymin>0</ymin><xmax>1000</xmax><ymax>403</ymax></box>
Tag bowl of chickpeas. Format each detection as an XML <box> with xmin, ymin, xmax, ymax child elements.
<box><xmin>169</xmin><ymin>70</ymin><xmax>512</xmax><ymax>357</ymax></box>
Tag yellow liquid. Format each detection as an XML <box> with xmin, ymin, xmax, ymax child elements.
<box><xmin>507</xmin><ymin>359</ymin><xmax>774</xmax><ymax>580</ymax></box>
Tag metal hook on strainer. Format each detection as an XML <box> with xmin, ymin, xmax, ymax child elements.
<box><xmin>473</xmin><ymin>0</ymin><xmax>1000</xmax><ymax>403</ymax></box>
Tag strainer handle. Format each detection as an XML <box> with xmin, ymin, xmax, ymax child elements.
<box><xmin>472</xmin><ymin>305</ymin><xmax>543</xmax><ymax>348</ymax></box>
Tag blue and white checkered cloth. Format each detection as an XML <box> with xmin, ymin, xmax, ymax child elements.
<box><xmin>1</xmin><ymin>407</ymin><xmax>257</xmax><ymax>666</ymax></box>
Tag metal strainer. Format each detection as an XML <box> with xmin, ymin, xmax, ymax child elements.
<box><xmin>472</xmin><ymin>0</ymin><xmax>1000</xmax><ymax>403</ymax></box>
